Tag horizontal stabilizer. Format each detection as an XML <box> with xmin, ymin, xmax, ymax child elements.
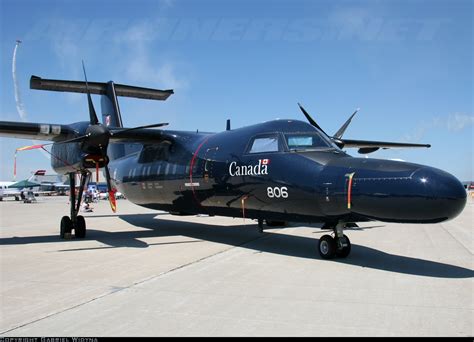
<box><xmin>30</xmin><ymin>76</ymin><xmax>174</xmax><ymax>101</ymax></box>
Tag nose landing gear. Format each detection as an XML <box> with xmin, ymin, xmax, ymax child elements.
<box><xmin>318</xmin><ymin>222</ymin><xmax>352</xmax><ymax>259</ymax></box>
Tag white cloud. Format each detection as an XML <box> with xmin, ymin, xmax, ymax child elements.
<box><xmin>403</xmin><ymin>112</ymin><xmax>474</xmax><ymax>142</ymax></box>
<box><xmin>126</xmin><ymin>58</ymin><xmax>188</xmax><ymax>90</ymax></box>
<box><xmin>49</xmin><ymin>38</ymin><xmax>88</xmax><ymax>105</ymax></box>
<box><xmin>52</xmin><ymin>39</ymin><xmax>79</xmax><ymax>66</ymax></box>
<box><xmin>446</xmin><ymin>113</ymin><xmax>474</xmax><ymax>132</ymax></box>
<box><xmin>51</xmin><ymin>38</ymin><xmax>83</xmax><ymax>78</ymax></box>
<box><xmin>45</xmin><ymin>18</ymin><xmax>189</xmax><ymax>98</ymax></box>
<box><xmin>119</xmin><ymin>23</ymin><xmax>189</xmax><ymax>90</ymax></box>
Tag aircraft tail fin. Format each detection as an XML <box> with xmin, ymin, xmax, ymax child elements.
<box><xmin>30</xmin><ymin>75</ymin><xmax>174</xmax><ymax>160</ymax></box>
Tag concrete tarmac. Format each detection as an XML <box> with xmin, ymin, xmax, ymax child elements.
<box><xmin>0</xmin><ymin>196</ymin><xmax>473</xmax><ymax>336</ymax></box>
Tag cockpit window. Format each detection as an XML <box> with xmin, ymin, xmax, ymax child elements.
<box><xmin>248</xmin><ymin>134</ymin><xmax>282</xmax><ymax>153</ymax></box>
<box><xmin>285</xmin><ymin>132</ymin><xmax>333</xmax><ymax>150</ymax></box>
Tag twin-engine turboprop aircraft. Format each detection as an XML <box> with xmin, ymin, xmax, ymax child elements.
<box><xmin>0</xmin><ymin>69</ymin><xmax>467</xmax><ymax>259</ymax></box>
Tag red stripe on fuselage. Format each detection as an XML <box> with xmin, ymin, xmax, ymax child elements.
<box><xmin>347</xmin><ymin>172</ymin><xmax>355</xmax><ymax>209</ymax></box>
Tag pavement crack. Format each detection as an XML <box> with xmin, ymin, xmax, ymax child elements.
<box><xmin>0</xmin><ymin>290</ymin><xmax>119</xmax><ymax>335</ymax></box>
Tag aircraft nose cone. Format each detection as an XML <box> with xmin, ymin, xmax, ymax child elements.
<box><xmin>412</xmin><ymin>166</ymin><xmax>467</xmax><ymax>221</ymax></box>
<box><xmin>346</xmin><ymin>160</ymin><xmax>467</xmax><ymax>223</ymax></box>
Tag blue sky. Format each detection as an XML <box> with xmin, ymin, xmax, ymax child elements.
<box><xmin>0</xmin><ymin>0</ymin><xmax>472</xmax><ymax>181</ymax></box>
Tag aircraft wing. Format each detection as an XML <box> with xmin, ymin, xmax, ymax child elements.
<box><xmin>336</xmin><ymin>138</ymin><xmax>431</xmax><ymax>154</ymax></box>
<box><xmin>0</xmin><ymin>121</ymin><xmax>77</xmax><ymax>141</ymax></box>
<box><xmin>0</xmin><ymin>121</ymin><xmax>174</xmax><ymax>143</ymax></box>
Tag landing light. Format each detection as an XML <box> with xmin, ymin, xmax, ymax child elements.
<box><xmin>420</xmin><ymin>178</ymin><xmax>428</xmax><ymax>183</ymax></box>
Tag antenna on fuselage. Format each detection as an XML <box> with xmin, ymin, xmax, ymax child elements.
<box><xmin>226</xmin><ymin>119</ymin><xmax>231</xmax><ymax>131</ymax></box>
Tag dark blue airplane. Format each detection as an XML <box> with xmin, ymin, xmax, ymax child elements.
<box><xmin>0</xmin><ymin>72</ymin><xmax>467</xmax><ymax>259</ymax></box>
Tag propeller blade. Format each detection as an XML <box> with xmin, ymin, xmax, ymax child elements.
<box><xmin>82</xmin><ymin>61</ymin><xmax>99</xmax><ymax>125</ymax></box>
<box><xmin>54</xmin><ymin>133</ymin><xmax>90</xmax><ymax>145</ymax></box>
<box><xmin>104</xmin><ymin>164</ymin><xmax>117</xmax><ymax>213</ymax></box>
<box><xmin>101</xmin><ymin>148</ymin><xmax>117</xmax><ymax>213</ymax></box>
<box><xmin>108</xmin><ymin>190</ymin><xmax>117</xmax><ymax>213</ymax></box>
<box><xmin>333</xmin><ymin>108</ymin><xmax>359</xmax><ymax>139</ymax></box>
<box><xmin>297</xmin><ymin>103</ymin><xmax>328</xmax><ymax>136</ymax></box>
<box><xmin>111</xmin><ymin>122</ymin><xmax>169</xmax><ymax>137</ymax></box>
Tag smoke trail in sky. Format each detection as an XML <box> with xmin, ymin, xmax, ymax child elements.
<box><xmin>12</xmin><ymin>41</ymin><xmax>49</xmax><ymax>160</ymax></box>
<box><xmin>12</xmin><ymin>41</ymin><xmax>28</xmax><ymax>122</ymax></box>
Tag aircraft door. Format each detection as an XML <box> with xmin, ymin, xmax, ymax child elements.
<box><xmin>318</xmin><ymin>170</ymin><xmax>346</xmax><ymax>216</ymax></box>
<box><xmin>196</xmin><ymin>146</ymin><xmax>219</xmax><ymax>205</ymax></box>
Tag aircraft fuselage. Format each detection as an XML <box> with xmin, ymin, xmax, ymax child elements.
<box><xmin>93</xmin><ymin>120</ymin><xmax>467</xmax><ymax>225</ymax></box>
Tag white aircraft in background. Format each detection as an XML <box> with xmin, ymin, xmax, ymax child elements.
<box><xmin>28</xmin><ymin>170</ymin><xmax>69</xmax><ymax>196</ymax></box>
<box><xmin>0</xmin><ymin>181</ymin><xmax>21</xmax><ymax>201</ymax></box>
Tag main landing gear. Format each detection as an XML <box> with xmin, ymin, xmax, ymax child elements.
<box><xmin>318</xmin><ymin>222</ymin><xmax>351</xmax><ymax>259</ymax></box>
<box><xmin>60</xmin><ymin>171</ymin><xmax>89</xmax><ymax>239</ymax></box>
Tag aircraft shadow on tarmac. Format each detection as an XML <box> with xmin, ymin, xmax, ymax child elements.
<box><xmin>1</xmin><ymin>213</ymin><xmax>472</xmax><ymax>279</ymax></box>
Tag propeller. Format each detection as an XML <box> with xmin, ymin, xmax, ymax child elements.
<box><xmin>297</xmin><ymin>104</ymin><xmax>430</xmax><ymax>153</ymax></box>
<box><xmin>333</xmin><ymin>108</ymin><xmax>359</xmax><ymax>139</ymax></box>
<box><xmin>82</xmin><ymin>61</ymin><xmax>99</xmax><ymax>125</ymax></box>
<box><xmin>61</xmin><ymin>63</ymin><xmax>169</xmax><ymax>212</ymax></box>
<box><xmin>100</xmin><ymin>147</ymin><xmax>116</xmax><ymax>212</ymax></box>
<box><xmin>298</xmin><ymin>103</ymin><xmax>359</xmax><ymax>149</ymax></box>
<box><xmin>110</xmin><ymin>122</ymin><xmax>169</xmax><ymax>137</ymax></box>
<box><xmin>297</xmin><ymin>103</ymin><xmax>329</xmax><ymax>137</ymax></box>
<box><xmin>79</xmin><ymin>62</ymin><xmax>116</xmax><ymax>211</ymax></box>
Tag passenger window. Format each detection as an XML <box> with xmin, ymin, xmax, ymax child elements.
<box><xmin>139</xmin><ymin>141</ymin><xmax>171</xmax><ymax>163</ymax></box>
<box><xmin>248</xmin><ymin>135</ymin><xmax>282</xmax><ymax>154</ymax></box>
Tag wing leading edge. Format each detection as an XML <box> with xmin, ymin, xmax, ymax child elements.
<box><xmin>0</xmin><ymin>121</ymin><xmax>174</xmax><ymax>143</ymax></box>
<box><xmin>0</xmin><ymin>121</ymin><xmax>77</xmax><ymax>141</ymax></box>
<box><xmin>334</xmin><ymin>138</ymin><xmax>431</xmax><ymax>154</ymax></box>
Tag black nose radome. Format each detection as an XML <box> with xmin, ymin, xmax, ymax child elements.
<box><xmin>411</xmin><ymin>167</ymin><xmax>467</xmax><ymax>222</ymax></box>
<box><xmin>347</xmin><ymin>162</ymin><xmax>467</xmax><ymax>223</ymax></box>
